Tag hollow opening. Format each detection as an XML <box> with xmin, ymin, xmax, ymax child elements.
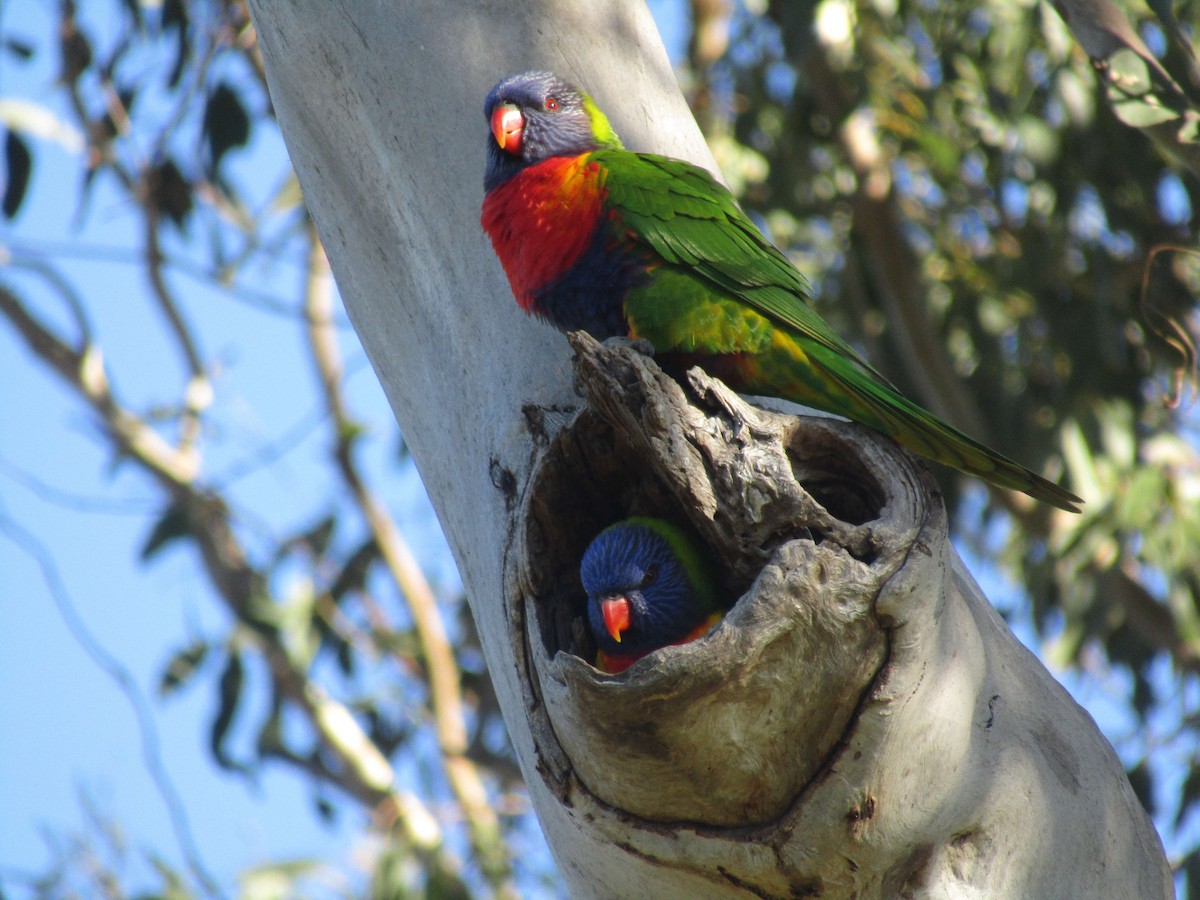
<box><xmin>523</xmin><ymin>408</ymin><xmax>894</xmax><ymax>668</ymax></box>
<box><xmin>523</xmin><ymin>408</ymin><xmax>754</xmax><ymax>668</ymax></box>
<box><xmin>784</xmin><ymin>422</ymin><xmax>887</xmax><ymax>528</ymax></box>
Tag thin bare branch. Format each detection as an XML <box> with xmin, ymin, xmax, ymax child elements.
<box><xmin>0</xmin><ymin>506</ymin><xmax>222</xmax><ymax>899</ymax></box>
<box><xmin>0</xmin><ymin>284</ymin><xmax>200</xmax><ymax>487</ymax></box>
<box><xmin>300</xmin><ymin>223</ymin><xmax>516</xmax><ymax>893</ymax></box>
<box><xmin>0</xmin><ymin>455</ymin><xmax>155</xmax><ymax>515</ymax></box>
<box><xmin>141</xmin><ymin>204</ymin><xmax>209</xmax><ymax>460</ymax></box>
<box><xmin>0</xmin><ymin>282</ymin><xmax>466</xmax><ymax>879</ymax></box>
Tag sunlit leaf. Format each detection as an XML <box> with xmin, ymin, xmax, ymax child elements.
<box><xmin>239</xmin><ymin>859</ymin><xmax>327</xmax><ymax>900</ymax></box>
<box><xmin>159</xmin><ymin>641</ymin><xmax>209</xmax><ymax>698</ymax></box>
<box><xmin>1105</xmin><ymin>49</ymin><xmax>1180</xmax><ymax>129</ymax></box>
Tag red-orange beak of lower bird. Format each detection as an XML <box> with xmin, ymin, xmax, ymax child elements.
<box><xmin>491</xmin><ymin>104</ymin><xmax>524</xmax><ymax>154</ymax></box>
<box><xmin>600</xmin><ymin>596</ymin><xmax>631</xmax><ymax>643</ymax></box>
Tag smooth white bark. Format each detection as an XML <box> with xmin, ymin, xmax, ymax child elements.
<box><xmin>246</xmin><ymin>3</ymin><xmax>1171</xmax><ymax>896</ymax></box>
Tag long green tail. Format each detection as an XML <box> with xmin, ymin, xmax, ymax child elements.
<box><xmin>722</xmin><ymin>331</ymin><xmax>1082</xmax><ymax>512</ymax></box>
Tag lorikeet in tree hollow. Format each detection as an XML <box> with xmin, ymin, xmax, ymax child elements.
<box><xmin>580</xmin><ymin>518</ymin><xmax>725</xmax><ymax>674</ymax></box>
<box><xmin>481</xmin><ymin>71</ymin><xmax>1083</xmax><ymax>513</ymax></box>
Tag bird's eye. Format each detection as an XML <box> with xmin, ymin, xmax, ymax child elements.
<box><xmin>544</xmin><ymin>97</ymin><xmax>559</xmax><ymax>111</ymax></box>
<box><xmin>641</xmin><ymin>565</ymin><xmax>658</xmax><ymax>587</ymax></box>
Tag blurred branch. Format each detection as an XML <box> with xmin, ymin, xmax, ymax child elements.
<box><xmin>0</xmin><ymin>283</ymin><xmax>200</xmax><ymax>487</ymax></box>
<box><xmin>301</xmin><ymin>223</ymin><xmax>516</xmax><ymax>894</ymax></box>
<box><xmin>1107</xmin><ymin>562</ymin><xmax>1200</xmax><ymax>672</ymax></box>
<box><xmin>12</xmin><ymin>2</ymin><xmax>515</xmax><ymax>894</ymax></box>
<box><xmin>7</xmin><ymin>238</ymin><xmax>348</xmax><ymax>324</ymax></box>
<box><xmin>0</xmin><ymin>507</ymin><xmax>221</xmax><ymax>899</ymax></box>
<box><xmin>801</xmin><ymin>40</ymin><xmax>990</xmax><ymax>443</ymax></box>
<box><xmin>141</xmin><ymin>203</ymin><xmax>210</xmax><ymax>460</ymax></box>
<box><xmin>0</xmin><ymin>455</ymin><xmax>155</xmax><ymax>515</ymax></box>
<box><xmin>57</xmin><ymin>2</ymin><xmax>211</xmax><ymax>463</ymax></box>
<box><xmin>0</xmin><ymin>280</ymin><xmax>471</xmax><ymax>886</ymax></box>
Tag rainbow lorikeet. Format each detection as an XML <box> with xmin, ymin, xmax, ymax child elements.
<box><xmin>580</xmin><ymin>517</ymin><xmax>725</xmax><ymax>674</ymax></box>
<box><xmin>480</xmin><ymin>71</ymin><xmax>1083</xmax><ymax>513</ymax></box>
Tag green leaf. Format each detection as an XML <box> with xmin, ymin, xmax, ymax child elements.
<box><xmin>3</xmin><ymin>37</ymin><xmax>35</xmax><ymax>62</ymax></box>
<box><xmin>203</xmin><ymin>83</ymin><xmax>251</xmax><ymax>178</ymax></box>
<box><xmin>239</xmin><ymin>859</ymin><xmax>326</xmax><ymax>900</ymax></box>
<box><xmin>329</xmin><ymin>538</ymin><xmax>379</xmax><ymax>601</ymax></box>
<box><xmin>3</xmin><ymin>130</ymin><xmax>31</xmax><ymax>219</ymax></box>
<box><xmin>210</xmin><ymin>650</ymin><xmax>247</xmax><ymax>773</ymax></box>
<box><xmin>1179</xmin><ymin>110</ymin><xmax>1200</xmax><ymax>144</ymax></box>
<box><xmin>118</xmin><ymin>0</ymin><xmax>144</xmax><ymax>29</ymax></box>
<box><xmin>162</xmin><ymin>0</ymin><xmax>190</xmax><ymax>88</ymax></box>
<box><xmin>158</xmin><ymin>641</ymin><xmax>209</xmax><ymax>698</ymax></box>
<box><xmin>147</xmin><ymin>159</ymin><xmax>193</xmax><ymax>229</ymax></box>
<box><xmin>255</xmin><ymin>693</ymin><xmax>285</xmax><ymax>757</ymax></box>
<box><xmin>1105</xmin><ymin>49</ymin><xmax>1180</xmax><ymax>129</ymax></box>
<box><xmin>1184</xmin><ymin>848</ymin><xmax>1200</xmax><ymax>900</ymax></box>
<box><xmin>140</xmin><ymin>501</ymin><xmax>192</xmax><ymax>562</ymax></box>
<box><xmin>1125</xmin><ymin>759</ymin><xmax>1154</xmax><ymax>816</ymax></box>
<box><xmin>301</xmin><ymin>514</ymin><xmax>336</xmax><ymax>558</ymax></box>
<box><xmin>914</xmin><ymin>127</ymin><xmax>959</xmax><ymax>179</ymax></box>
<box><xmin>144</xmin><ymin>850</ymin><xmax>190</xmax><ymax>900</ymax></box>
<box><xmin>59</xmin><ymin>18</ymin><xmax>92</xmax><ymax>85</ymax></box>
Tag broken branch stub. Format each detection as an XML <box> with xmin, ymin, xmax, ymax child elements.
<box><xmin>511</xmin><ymin>333</ymin><xmax>932</xmax><ymax>826</ymax></box>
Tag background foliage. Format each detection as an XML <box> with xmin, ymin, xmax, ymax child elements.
<box><xmin>1</xmin><ymin>0</ymin><xmax>1197</xmax><ymax>896</ymax></box>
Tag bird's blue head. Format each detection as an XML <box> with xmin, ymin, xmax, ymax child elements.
<box><xmin>483</xmin><ymin>70</ymin><xmax>622</xmax><ymax>191</ymax></box>
<box><xmin>579</xmin><ymin>518</ymin><xmax>714</xmax><ymax>658</ymax></box>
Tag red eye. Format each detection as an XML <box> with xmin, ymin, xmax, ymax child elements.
<box><xmin>544</xmin><ymin>97</ymin><xmax>559</xmax><ymax>111</ymax></box>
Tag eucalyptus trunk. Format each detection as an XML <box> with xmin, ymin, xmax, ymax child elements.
<box><xmin>246</xmin><ymin>2</ymin><xmax>1171</xmax><ymax>895</ymax></box>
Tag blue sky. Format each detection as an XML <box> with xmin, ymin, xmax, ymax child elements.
<box><xmin>0</xmin><ymin>3</ymin><xmax>453</xmax><ymax>894</ymax></box>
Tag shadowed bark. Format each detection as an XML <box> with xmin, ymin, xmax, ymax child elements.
<box><xmin>505</xmin><ymin>335</ymin><xmax>1169</xmax><ymax>896</ymax></box>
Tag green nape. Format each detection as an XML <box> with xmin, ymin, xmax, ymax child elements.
<box><xmin>623</xmin><ymin>517</ymin><xmax>724</xmax><ymax>614</ymax></box>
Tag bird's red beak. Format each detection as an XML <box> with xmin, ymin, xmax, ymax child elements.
<box><xmin>600</xmin><ymin>596</ymin><xmax>631</xmax><ymax>644</ymax></box>
<box><xmin>491</xmin><ymin>103</ymin><xmax>524</xmax><ymax>154</ymax></box>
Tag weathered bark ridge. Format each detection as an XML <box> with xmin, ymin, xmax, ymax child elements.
<box><xmin>505</xmin><ymin>334</ymin><xmax>1169</xmax><ymax>897</ymax></box>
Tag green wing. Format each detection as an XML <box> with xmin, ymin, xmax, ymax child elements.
<box><xmin>594</xmin><ymin>149</ymin><xmax>892</xmax><ymax>383</ymax></box>
<box><xmin>592</xmin><ymin>150</ymin><xmax>1082</xmax><ymax>512</ymax></box>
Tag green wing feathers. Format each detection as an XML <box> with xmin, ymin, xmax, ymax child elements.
<box><xmin>595</xmin><ymin>150</ymin><xmax>1081</xmax><ymax>512</ymax></box>
<box><xmin>802</xmin><ymin>344</ymin><xmax>1082</xmax><ymax>511</ymax></box>
<box><xmin>599</xmin><ymin>151</ymin><xmax>895</xmax><ymax>383</ymax></box>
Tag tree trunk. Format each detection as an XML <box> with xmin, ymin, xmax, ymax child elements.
<box><xmin>245</xmin><ymin>2</ymin><xmax>1171</xmax><ymax>895</ymax></box>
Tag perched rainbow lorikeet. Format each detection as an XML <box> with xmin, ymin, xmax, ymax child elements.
<box><xmin>481</xmin><ymin>71</ymin><xmax>1082</xmax><ymax>513</ymax></box>
<box><xmin>580</xmin><ymin>517</ymin><xmax>725</xmax><ymax>674</ymax></box>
